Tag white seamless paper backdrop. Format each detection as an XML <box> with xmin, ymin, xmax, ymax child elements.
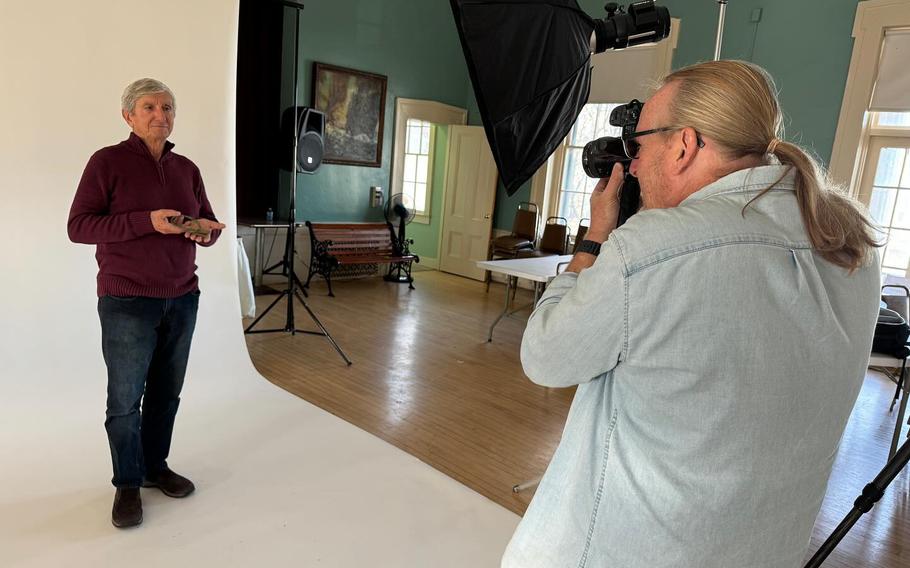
<box><xmin>0</xmin><ymin>2</ymin><xmax>518</xmax><ymax>566</ymax></box>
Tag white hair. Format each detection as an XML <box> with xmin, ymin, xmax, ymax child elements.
<box><xmin>121</xmin><ymin>78</ymin><xmax>176</xmax><ymax>113</ymax></box>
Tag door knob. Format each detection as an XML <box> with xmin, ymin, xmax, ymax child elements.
<box><xmin>483</xmin><ymin>213</ymin><xmax>491</xmax><ymax>219</ymax></box>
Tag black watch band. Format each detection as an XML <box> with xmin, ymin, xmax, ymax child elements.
<box><xmin>577</xmin><ymin>239</ymin><xmax>602</xmax><ymax>256</ymax></box>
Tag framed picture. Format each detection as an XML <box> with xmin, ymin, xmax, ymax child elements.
<box><xmin>312</xmin><ymin>62</ymin><xmax>388</xmax><ymax>167</ymax></box>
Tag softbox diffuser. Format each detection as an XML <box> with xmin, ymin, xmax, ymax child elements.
<box><xmin>451</xmin><ymin>0</ymin><xmax>595</xmax><ymax>195</ymax></box>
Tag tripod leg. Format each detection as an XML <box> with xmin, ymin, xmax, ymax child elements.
<box><xmin>803</xmin><ymin>439</ymin><xmax>910</xmax><ymax>568</ymax></box>
<box><xmin>293</xmin><ymin>289</ymin><xmax>352</xmax><ymax>365</ymax></box>
<box><xmin>244</xmin><ymin>290</ymin><xmax>289</xmax><ymax>333</ymax></box>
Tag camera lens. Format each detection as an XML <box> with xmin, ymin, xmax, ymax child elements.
<box><xmin>582</xmin><ymin>136</ymin><xmax>629</xmax><ymax>178</ymax></box>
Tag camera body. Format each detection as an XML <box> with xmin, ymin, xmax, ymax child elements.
<box><xmin>581</xmin><ymin>99</ymin><xmax>644</xmax><ymax>226</ymax></box>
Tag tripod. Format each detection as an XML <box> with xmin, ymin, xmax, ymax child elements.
<box><xmin>243</xmin><ymin>0</ymin><xmax>351</xmax><ymax>366</ymax></box>
<box><xmin>803</xmin><ymin>438</ymin><xmax>909</xmax><ymax>567</ymax></box>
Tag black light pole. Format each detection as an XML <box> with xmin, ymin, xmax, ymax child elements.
<box><xmin>244</xmin><ymin>0</ymin><xmax>351</xmax><ymax>365</ymax></box>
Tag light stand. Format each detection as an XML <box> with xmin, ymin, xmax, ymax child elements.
<box><xmin>803</xmin><ymin>438</ymin><xmax>910</xmax><ymax>567</ymax></box>
<box><xmin>244</xmin><ymin>0</ymin><xmax>351</xmax><ymax>366</ymax></box>
<box><xmin>714</xmin><ymin>0</ymin><xmax>727</xmax><ymax>61</ymax></box>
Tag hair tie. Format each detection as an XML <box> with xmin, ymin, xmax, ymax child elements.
<box><xmin>766</xmin><ymin>138</ymin><xmax>781</xmax><ymax>154</ymax></box>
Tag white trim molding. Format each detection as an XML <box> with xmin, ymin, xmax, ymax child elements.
<box><xmin>829</xmin><ymin>0</ymin><xmax>910</xmax><ymax>195</ymax></box>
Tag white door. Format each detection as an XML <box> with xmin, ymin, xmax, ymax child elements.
<box><xmin>438</xmin><ymin>126</ymin><xmax>498</xmax><ymax>280</ymax></box>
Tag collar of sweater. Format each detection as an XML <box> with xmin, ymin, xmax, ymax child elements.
<box><xmin>125</xmin><ymin>132</ymin><xmax>176</xmax><ymax>162</ymax></box>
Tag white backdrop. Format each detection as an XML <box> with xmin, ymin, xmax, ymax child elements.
<box><xmin>0</xmin><ymin>2</ymin><xmax>518</xmax><ymax>566</ymax></box>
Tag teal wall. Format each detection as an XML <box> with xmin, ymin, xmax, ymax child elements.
<box><xmin>283</xmin><ymin>0</ymin><xmax>867</xmax><ymax>235</ymax></box>
<box><xmin>579</xmin><ymin>0</ymin><xmax>865</xmax><ymax>166</ymax></box>
<box><xmin>284</xmin><ymin>0</ymin><xmax>472</xmax><ymax>230</ymax></box>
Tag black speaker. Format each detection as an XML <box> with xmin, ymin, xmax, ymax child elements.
<box><xmin>280</xmin><ymin>106</ymin><xmax>325</xmax><ymax>174</ymax></box>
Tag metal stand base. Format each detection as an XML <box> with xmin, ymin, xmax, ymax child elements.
<box><xmin>244</xmin><ymin>280</ymin><xmax>352</xmax><ymax>366</ymax></box>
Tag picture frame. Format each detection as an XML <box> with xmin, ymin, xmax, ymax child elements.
<box><xmin>312</xmin><ymin>62</ymin><xmax>388</xmax><ymax>167</ymax></box>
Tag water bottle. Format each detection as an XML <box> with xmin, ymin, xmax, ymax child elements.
<box><xmin>266</xmin><ymin>208</ymin><xmax>274</xmax><ymax>223</ymax></box>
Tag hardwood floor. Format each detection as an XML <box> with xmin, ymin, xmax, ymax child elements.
<box><xmin>243</xmin><ymin>269</ymin><xmax>908</xmax><ymax>566</ymax></box>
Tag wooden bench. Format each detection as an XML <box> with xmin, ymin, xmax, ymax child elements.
<box><xmin>304</xmin><ymin>222</ymin><xmax>419</xmax><ymax>297</ymax></box>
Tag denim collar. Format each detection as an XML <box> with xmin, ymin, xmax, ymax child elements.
<box><xmin>681</xmin><ymin>165</ymin><xmax>796</xmax><ymax>205</ymax></box>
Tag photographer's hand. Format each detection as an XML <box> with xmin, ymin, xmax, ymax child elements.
<box><xmin>565</xmin><ymin>163</ymin><xmax>623</xmax><ymax>274</ymax></box>
<box><xmin>587</xmin><ymin>163</ymin><xmax>623</xmax><ymax>242</ymax></box>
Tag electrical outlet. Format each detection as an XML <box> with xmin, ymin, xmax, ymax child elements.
<box><xmin>370</xmin><ymin>186</ymin><xmax>383</xmax><ymax>207</ymax></box>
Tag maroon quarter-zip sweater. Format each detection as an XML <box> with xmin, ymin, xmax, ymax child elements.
<box><xmin>68</xmin><ymin>133</ymin><xmax>221</xmax><ymax>298</ymax></box>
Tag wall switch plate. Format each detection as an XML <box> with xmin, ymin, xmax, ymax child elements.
<box><xmin>370</xmin><ymin>186</ymin><xmax>383</xmax><ymax>207</ymax></box>
<box><xmin>750</xmin><ymin>8</ymin><xmax>762</xmax><ymax>23</ymax></box>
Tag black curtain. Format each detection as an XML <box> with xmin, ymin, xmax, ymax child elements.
<box><xmin>236</xmin><ymin>0</ymin><xmax>286</xmax><ymax>222</ymax></box>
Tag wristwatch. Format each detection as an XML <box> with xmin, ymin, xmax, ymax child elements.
<box><xmin>576</xmin><ymin>239</ymin><xmax>602</xmax><ymax>256</ymax></box>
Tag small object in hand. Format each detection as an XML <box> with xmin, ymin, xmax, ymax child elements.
<box><xmin>167</xmin><ymin>215</ymin><xmax>210</xmax><ymax>237</ymax></box>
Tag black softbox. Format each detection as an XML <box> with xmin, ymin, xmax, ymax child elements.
<box><xmin>450</xmin><ymin>0</ymin><xmax>670</xmax><ymax>196</ymax></box>
<box><xmin>451</xmin><ymin>0</ymin><xmax>594</xmax><ymax>195</ymax></box>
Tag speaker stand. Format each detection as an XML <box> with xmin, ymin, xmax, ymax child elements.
<box><xmin>243</xmin><ymin>0</ymin><xmax>350</xmax><ymax>366</ymax></box>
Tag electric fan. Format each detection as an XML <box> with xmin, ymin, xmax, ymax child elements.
<box><xmin>384</xmin><ymin>193</ymin><xmax>416</xmax><ymax>256</ymax></box>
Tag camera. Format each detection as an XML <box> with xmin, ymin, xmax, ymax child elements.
<box><xmin>581</xmin><ymin>99</ymin><xmax>644</xmax><ymax>226</ymax></box>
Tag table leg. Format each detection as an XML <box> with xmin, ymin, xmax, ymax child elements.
<box><xmin>254</xmin><ymin>227</ymin><xmax>264</xmax><ymax>287</ymax></box>
<box><xmin>487</xmin><ymin>275</ymin><xmax>513</xmax><ymax>342</ymax></box>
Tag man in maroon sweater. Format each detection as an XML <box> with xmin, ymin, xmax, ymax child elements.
<box><xmin>68</xmin><ymin>78</ymin><xmax>225</xmax><ymax>528</ymax></box>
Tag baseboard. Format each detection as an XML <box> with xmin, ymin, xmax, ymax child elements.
<box><xmin>418</xmin><ymin>257</ymin><xmax>438</xmax><ymax>270</ymax></box>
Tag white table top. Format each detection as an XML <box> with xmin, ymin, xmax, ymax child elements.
<box><xmin>476</xmin><ymin>255</ymin><xmax>574</xmax><ymax>282</ymax></box>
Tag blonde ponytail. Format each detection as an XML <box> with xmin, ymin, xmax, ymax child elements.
<box><xmin>663</xmin><ymin>60</ymin><xmax>879</xmax><ymax>272</ymax></box>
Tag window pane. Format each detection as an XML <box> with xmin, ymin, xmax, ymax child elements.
<box><xmin>407</xmin><ymin>125</ymin><xmax>421</xmax><ymax>154</ymax></box>
<box><xmin>877</xmin><ymin>112</ymin><xmax>910</xmax><ymax>127</ymax></box>
<box><xmin>892</xmin><ymin>190</ymin><xmax>910</xmax><ymax>229</ymax></box>
<box><xmin>402</xmin><ymin>181</ymin><xmax>415</xmax><ymax>202</ymax></box>
<box><xmin>415</xmin><ymin>183</ymin><xmax>427</xmax><ymax>212</ymax></box>
<box><xmin>874</xmin><ymin>147</ymin><xmax>906</xmax><ymax>187</ymax></box>
<box><xmin>562</xmin><ymin>148</ymin><xmax>586</xmax><ymax>192</ymax></box>
<box><xmin>594</xmin><ymin>104</ymin><xmax>622</xmax><ymax>138</ymax></box>
<box><xmin>558</xmin><ymin>191</ymin><xmax>587</xmax><ymax>232</ymax></box>
<box><xmin>420</xmin><ymin>125</ymin><xmax>431</xmax><ymax>154</ymax></box>
<box><xmin>870</xmin><ymin>186</ymin><xmax>898</xmax><ymax>226</ymax></box>
<box><xmin>902</xmin><ymin>151</ymin><xmax>910</xmax><ymax>189</ymax></box>
<box><xmin>571</xmin><ymin>106</ymin><xmax>597</xmax><ymax>146</ymax></box>
<box><xmin>416</xmin><ymin>155</ymin><xmax>429</xmax><ymax>183</ymax></box>
<box><xmin>404</xmin><ymin>154</ymin><xmax>417</xmax><ymax>183</ymax></box>
<box><xmin>883</xmin><ymin>228</ymin><xmax>910</xmax><ymax>270</ymax></box>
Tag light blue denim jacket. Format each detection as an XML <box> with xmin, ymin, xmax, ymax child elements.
<box><xmin>502</xmin><ymin>166</ymin><xmax>880</xmax><ymax>568</ymax></box>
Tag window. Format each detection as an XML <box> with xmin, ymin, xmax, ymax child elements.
<box><xmin>554</xmin><ymin>103</ymin><xmax>622</xmax><ymax>235</ymax></box>
<box><xmin>859</xmin><ymin>111</ymin><xmax>910</xmax><ymax>275</ymax></box>
<box><xmin>402</xmin><ymin>118</ymin><xmax>433</xmax><ymax>216</ymax></box>
<box><xmin>391</xmin><ymin>99</ymin><xmax>467</xmax><ymax>225</ymax></box>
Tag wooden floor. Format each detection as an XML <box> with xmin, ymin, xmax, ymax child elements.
<box><xmin>244</xmin><ymin>269</ymin><xmax>908</xmax><ymax>567</ymax></box>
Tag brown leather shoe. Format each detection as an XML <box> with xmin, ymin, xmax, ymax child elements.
<box><xmin>142</xmin><ymin>467</ymin><xmax>195</xmax><ymax>498</ymax></box>
<box><xmin>112</xmin><ymin>488</ymin><xmax>142</xmax><ymax>528</ymax></box>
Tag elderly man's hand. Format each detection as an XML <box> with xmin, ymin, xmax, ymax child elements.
<box><xmin>587</xmin><ymin>163</ymin><xmax>624</xmax><ymax>242</ymax></box>
<box><xmin>151</xmin><ymin>209</ymin><xmax>185</xmax><ymax>235</ymax></box>
<box><xmin>183</xmin><ymin>218</ymin><xmax>226</xmax><ymax>244</ymax></box>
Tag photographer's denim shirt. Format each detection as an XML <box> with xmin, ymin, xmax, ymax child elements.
<box><xmin>503</xmin><ymin>166</ymin><xmax>880</xmax><ymax>568</ymax></box>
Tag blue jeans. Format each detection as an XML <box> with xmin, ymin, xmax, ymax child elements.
<box><xmin>97</xmin><ymin>291</ymin><xmax>199</xmax><ymax>488</ymax></box>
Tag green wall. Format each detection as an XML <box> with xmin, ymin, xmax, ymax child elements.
<box><xmin>285</xmin><ymin>0</ymin><xmax>472</xmax><ymax>234</ymax></box>
<box><xmin>284</xmin><ymin>0</ymin><xmax>867</xmax><ymax>236</ymax></box>
<box><xmin>579</xmin><ymin>0</ymin><xmax>865</xmax><ymax>166</ymax></box>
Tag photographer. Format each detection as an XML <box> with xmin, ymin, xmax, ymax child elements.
<box><xmin>502</xmin><ymin>61</ymin><xmax>881</xmax><ymax>567</ymax></box>
<box><xmin>68</xmin><ymin>78</ymin><xmax>225</xmax><ymax>528</ymax></box>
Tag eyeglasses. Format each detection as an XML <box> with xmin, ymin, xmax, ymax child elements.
<box><xmin>621</xmin><ymin>127</ymin><xmax>678</xmax><ymax>159</ymax></box>
<box><xmin>621</xmin><ymin>126</ymin><xmax>704</xmax><ymax>159</ymax></box>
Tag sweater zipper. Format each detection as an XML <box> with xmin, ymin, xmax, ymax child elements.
<box><xmin>156</xmin><ymin>161</ymin><xmax>165</xmax><ymax>185</ymax></box>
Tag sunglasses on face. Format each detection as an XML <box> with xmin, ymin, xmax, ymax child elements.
<box><xmin>621</xmin><ymin>126</ymin><xmax>704</xmax><ymax>159</ymax></box>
